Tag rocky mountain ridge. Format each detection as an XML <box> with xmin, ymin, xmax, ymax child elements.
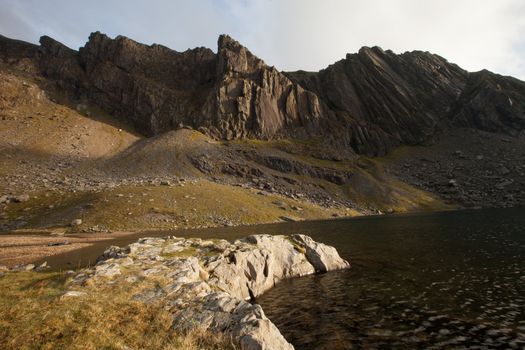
<box><xmin>2</xmin><ymin>32</ymin><xmax>524</xmax><ymax>157</ymax></box>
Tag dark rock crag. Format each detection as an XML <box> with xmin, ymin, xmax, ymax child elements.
<box><xmin>1</xmin><ymin>32</ymin><xmax>524</xmax><ymax>156</ymax></box>
<box><xmin>286</xmin><ymin>47</ymin><xmax>468</xmax><ymax>154</ymax></box>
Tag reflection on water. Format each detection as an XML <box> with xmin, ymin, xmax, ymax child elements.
<box><xmin>256</xmin><ymin>208</ymin><xmax>525</xmax><ymax>349</ymax></box>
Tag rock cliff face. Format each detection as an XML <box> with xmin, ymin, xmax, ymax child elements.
<box><xmin>449</xmin><ymin>70</ymin><xmax>525</xmax><ymax>134</ymax></box>
<box><xmin>1</xmin><ymin>32</ymin><xmax>524</xmax><ymax>156</ymax></box>
<box><xmin>199</xmin><ymin>35</ymin><xmax>329</xmax><ymax>141</ymax></box>
<box><xmin>77</xmin><ymin>33</ymin><xmax>216</xmax><ymax>135</ymax></box>
<box><xmin>286</xmin><ymin>48</ymin><xmax>469</xmax><ymax>154</ymax></box>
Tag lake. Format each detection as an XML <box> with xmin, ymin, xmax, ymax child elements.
<box><xmin>256</xmin><ymin>208</ymin><xmax>525</xmax><ymax>349</ymax></box>
<box><xmin>43</xmin><ymin>208</ymin><xmax>525</xmax><ymax>348</ymax></box>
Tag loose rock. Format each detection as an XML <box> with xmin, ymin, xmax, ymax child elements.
<box><xmin>70</xmin><ymin>219</ymin><xmax>82</xmax><ymax>227</ymax></box>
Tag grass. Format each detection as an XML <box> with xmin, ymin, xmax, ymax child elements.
<box><xmin>340</xmin><ymin>157</ymin><xmax>452</xmax><ymax>212</ymax></box>
<box><xmin>230</xmin><ymin>138</ymin><xmax>354</xmax><ymax>169</ymax></box>
<box><xmin>160</xmin><ymin>246</ymin><xmax>199</xmax><ymax>259</ymax></box>
<box><xmin>0</xmin><ymin>271</ymin><xmax>235</xmax><ymax>350</ymax></box>
<box><xmin>2</xmin><ymin>160</ymin><xmax>450</xmax><ymax>233</ymax></box>
<box><xmin>231</xmin><ymin>137</ymin><xmax>324</xmax><ymax>151</ymax></box>
<box><xmin>284</xmin><ymin>236</ymin><xmax>306</xmax><ymax>254</ymax></box>
<box><xmin>3</xmin><ymin>179</ymin><xmax>347</xmax><ymax>233</ymax></box>
<box><xmin>96</xmin><ymin>179</ymin><xmax>344</xmax><ymax>228</ymax></box>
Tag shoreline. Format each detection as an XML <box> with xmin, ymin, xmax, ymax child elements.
<box><xmin>0</xmin><ymin>234</ymin><xmax>351</xmax><ymax>350</ymax></box>
<box><xmin>1</xmin><ymin>206</ymin><xmax>518</xmax><ymax>270</ymax></box>
<box><xmin>66</xmin><ymin>234</ymin><xmax>351</xmax><ymax>350</ymax></box>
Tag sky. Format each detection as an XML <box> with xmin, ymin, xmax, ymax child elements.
<box><xmin>1</xmin><ymin>0</ymin><xmax>524</xmax><ymax>80</ymax></box>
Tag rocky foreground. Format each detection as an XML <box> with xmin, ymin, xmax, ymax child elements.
<box><xmin>68</xmin><ymin>234</ymin><xmax>349</xmax><ymax>350</ymax></box>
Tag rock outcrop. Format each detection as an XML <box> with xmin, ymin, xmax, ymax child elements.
<box><xmin>1</xmin><ymin>32</ymin><xmax>524</xmax><ymax>157</ymax></box>
<box><xmin>77</xmin><ymin>32</ymin><xmax>217</xmax><ymax>135</ymax></box>
<box><xmin>449</xmin><ymin>70</ymin><xmax>525</xmax><ymax>135</ymax></box>
<box><xmin>286</xmin><ymin>48</ymin><xmax>469</xmax><ymax>154</ymax></box>
<box><xmin>199</xmin><ymin>35</ymin><xmax>329</xmax><ymax>141</ymax></box>
<box><xmin>70</xmin><ymin>234</ymin><xmax>349</xmax><ymax>350</ymax></box>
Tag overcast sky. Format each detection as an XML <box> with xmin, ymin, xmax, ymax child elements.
<box><xmin>1</xmin><ymin>0</ymin><xmax>524</xmax><ymax>80</ymax></box>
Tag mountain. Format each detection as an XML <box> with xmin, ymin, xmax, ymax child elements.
<box><xmin>0</xmin><ymin>32</ymin><xmax>524</xmax><ymax>236</ymax></box>
<box><xmin>2</xmin><ymin>32</ymin><xmax>525</xmax><ymax>157</ymax></box>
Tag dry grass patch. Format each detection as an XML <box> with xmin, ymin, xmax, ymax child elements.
<box><xmin>0</xmin><ymin>271</ymin><xmax>235</xmax><ymax>350</ymax></box>
<box><xmin>4</xmin><ymin>180</ymin><xmax>346</xmax><ymax>232</ymax></box>
<box><xmin>340</xmin><ymin>158</ymin><xmax>452</xmax><ymax>212</ymax></box>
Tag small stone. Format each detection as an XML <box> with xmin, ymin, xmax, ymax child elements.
<box><xmin>125</xmin><ymin>276</ymin><xmax>138</xmax><ymax>283</ymax></box>
<box><xmin>24</xmin><ymin>264</ymin><xmax>35</xmax><ymax>271</ymax></box>
<box><xmin>12</xmin><ymin>194</ymin><xmax>30</xmax><ymax>203</ymax></box>
<box><xmin>439</xmin><ymin>329</ymin><xmax>451</xmax><ymax>336</ymax></box>
<box><xmin>47</xmin><ymin>241</ymin><xmax>70</xmax><ymax>246</ymax></box>
<box><xmin>62</xmin><ymin>291</ymin><xmax>87</xmax><ymax>298</ymax></box>
<box><xmin>94</xmin><ymin>263</ymin><xmax>121</xmax><ymax>278</ymax></box>
<box><xmin>35</xmin><ymin>261</ymin><xmax>49</xmax><ymax>270</ymax></box>
<box><xmin>50</xmin><ymin>230</ymin><xmax>66</xmax><ymax>237</ymax></box>
<box><xmin>70</xmin><ymin>219</ymin><xmax>82</xmax><ymax>227</ymax></box>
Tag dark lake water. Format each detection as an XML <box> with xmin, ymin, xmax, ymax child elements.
<box><xmin>44</xmin><ymin>208</ymin><xmax>525</xmax><ymax>348</ymax></box>
<box><xmin>255</xmin><ymin>208</ymin><xmax>525</xmax><ymax>349</ymax></box>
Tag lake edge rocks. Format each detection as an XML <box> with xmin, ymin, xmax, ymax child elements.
<box><xmin>69</xmin><ymin>234</ymin><xmax>350</xmax><ymax>350</ymax></box>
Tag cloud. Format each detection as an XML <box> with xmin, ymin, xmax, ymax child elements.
<box><xmin>224</xmin><ymin>0</ymin><xmax>525</xmax><ymax>79</ymax></box>
<box><xmin>0</xmin><ymin>0</ymin><xmax>524</xmax><ymax>80</ymax></box>
<box><xmin>0</xmin><ymin>1</ymin><xmax>41</xmax><ymax>42</ymax></box>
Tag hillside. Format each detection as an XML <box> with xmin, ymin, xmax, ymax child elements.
<box><xmin>0</xmin><ymin>31</ymin><xmax>524</xmax><ymax>248</ymax></box>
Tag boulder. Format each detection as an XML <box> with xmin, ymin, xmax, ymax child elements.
<box><xmin>243</xmin><ymin>235</ymin><xmax>314</xmax><ymax>280</ymax></box>
<box><xmin>35</xmin><ymin>261</ymin><xmax>49</xmax><ymax>271</ymax></box>
<box><xmin>94</xmin><ymin>262</ymin><xmax>121</xmax><ymax>277</ymax></box>
<box><xmin>292</xmin><ymin>234</ymin><xmax>350</xmax><ymax>272</ymax></box>
<box><xmin>70</xmin><ymin>234</ymin><xmax>350</xmax><ymax>349</ymax></box>
<box><xmin>11</xmin><ymin>263</ymin><xmax>36</xmax><ymax>271</ymax></box>
<box><xmin>62</xmin><ymin>291</ymin><xmax>87</xmax><ymax>298</ymax></box>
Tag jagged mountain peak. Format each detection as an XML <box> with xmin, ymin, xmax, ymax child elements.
<box><xmin>0</xmin><ymin>32</ymin><xmax>524</xmax><ymax>156</ymax></box>
<box><xmin>357</xmin><ymin>45</ymin><xmax>385</xmax><ymax>56</ymax></box>
<box><xmin>217</xmin><ymin>34</ymin><xmax>242</xmax><ymax>50</ymax></box>
<box><xmin>216</xmin><ymin>34</ymin><xmax>267</xmax><ymax>75</ymax></box>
